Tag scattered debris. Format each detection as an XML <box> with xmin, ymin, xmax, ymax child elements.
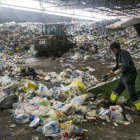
<box><xmin>32</xmin><ymin>136</ymin><xmax>39</xmax><ymax>140</ymax></box>
<box><xmin>10</xmin><ymin>124</ymin><xmax>16</xmax><ymax>128</ymax></box>
<box><xmin>9</xmin><ymin>133</ymin><xmax>15</xmax><ymax>137</ymax></box>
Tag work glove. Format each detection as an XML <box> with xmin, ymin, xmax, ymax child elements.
<box><xmin>114</xmin><ymin>69</ymin><xmax>120</xmax><ymax>75</ymax></box>
<box><xmin>102</xmin><ymin>70</ymin><xmax>114</xmax><ymax>82</ymax></box>
<box><xmin>102</xmin><ymin>74</ymin><xmax>109</xmax><ymax>82</ymax></box>
<box><xmin>108</xmin><ymin>70</ymin><xmax>114</xmax><ymax>75</ymax></box>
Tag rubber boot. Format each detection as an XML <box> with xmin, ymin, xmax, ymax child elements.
<box><xmin>102</xmin><ymin>101</ymin><xmax>116</xmax><ymax>107</ymax></box>
<box><xmin>132</xmin><ymin>99</ymin><xmax>140</xmax><ymax>116</ymax></box>
<box><xmin>102</xmin><ymin>92</ymin><xmax>118</xmax><ymax>107</ymax></box>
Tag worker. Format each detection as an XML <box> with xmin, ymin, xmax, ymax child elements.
<box><xmin>103</xmin><ymin>41</ymin><xmax>140</xmax><ymax>113</ymax></box>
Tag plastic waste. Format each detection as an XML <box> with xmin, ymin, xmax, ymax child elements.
<box><xmin>70</xmin><ymin>80</ymin><xmax>87</xmax><ymax>94</ymax></box>
<box><xmin>32</xmin><ymin>136</ymin><xmax>39</xmax><ymax>140</ymax></box>
<box><xmin>22</xmin><ymin>81</ymin><xmax>36</xmax><ymax>92</ymax></box>
<box><xmin>39</xmin><ymin>98</ymin><xmax>50</xmax><ymax>106</ymax></box>
<box><xmin>73</xmin><ymin>115</ymin><xmax>84</xmax><ymax>123</ymax></box>
<box><xmin>87</xmin><ymin>110</ymin><xmax>96</xmax><ymax>117</ymax></box>
<box><xmin>110</xmin><ymin>109</ymin><xmax>124</xmax><ymax>121</ymax></box>
<box><xmin>71</xmin><ymin>93</ymin><xmax>93</xmax><ymax>105</ymax></box>
<box><xmin>25</xmin><ymin>103</ymin><xmax>37</xmax><ymax>114</ymax></box>
<box><xmin>32</xmin><ymin>97</ymin><xmax>41</xmax><ymax>104</ymax></box>
<box><xmin>68</xmin><ymin>86</ymin><xmax>81</xmax><ymax>96</ymax></box>
<box><xmin>58</xmin><ymin>93</ymin><xmax>70</xmax><ymax>102</ymax></box>
<box><xmin>12</xmin><ymin>103</ymin><xmax>23</xmax><ymax>110</ymax></box>
<box><xmin>43</xmin><ymin>121</ymin><xmax>60</xmax><ymax>136</ymax></box>
<box><xmin>117</xmin><ymin>96</ymin><xmax>127</xmax><ymax>103</ymax></box>
<box><xmin>36</xmin><ymin>126</ymin><xmax>44</xmax><ymax>133</ymax></box>
<box><xmin>52</xmin><ymin>101</ymin><xmax>65</xmax><ymax>110</ymax></box>
<box><xmin>35</xmin><ymin>83</ymin><xmax>48</xmax><ymax>96</ymax></box>
<box><xmin>29</xmin><ymin>117</ymin><xmax>40</xmax><ymax>128</ymax></box>
<box><xmin>65</xmin><ymin>95</ymin><xmax>74</xmax><ymax>104</ymax></box>
<box><xmin>125</xmin><ymin>114</ymin><xmax>134</xmax><ymax>123</ymax></box>
<box><xmin>15</xmin><ymin>114</ymin><xmax>29</xmax><ymax>124</ymax></box>
<box><xmin>33</xmin><ymin>105</ymin><xmax>51</xmax><ymax>117</ymax></box>
<box><xmin>0</xmin><ymin>94</ymin><xmax>18</xmax><ymax>109</ymax></box>
<box><xmin>61</xmin><ymin>123</ymin><xmax>82</xmax><ymax>137</ymax></box>
<box><xmin>14</xmin><ymin>109</ymin><xmax>25</xmax><ymax>116</ymax></box>
<box><xmin>39</xmin><ymin>117</ymin><xmax>53</xmax><ymax>126</ymax></box>
<box><xmin>75</xmin><ymin>105</ymin><xmax>87</xmax><ymax>114</ymax></box>
<box><xmin>47</xmin><ymin>110</ymin><xmax>58</xmax><ymax>120</ymax></box>
<box><xmin>59</xmin><ymin>103</ymin><xmax>74</xmax><ymax>115</ymax></box>
<box><xmin>110</xmin><ymin>105</ymin><xmax>123</xmax><ymax>113</ymax></box>
<box><xmin>3</xmin><ymin>83</ymin><xmax>19</xmax><ymax>95</ymax></box>
<box><xmin>29</xmin><ymin>115</ymin><xmax>35</xmax><ymax>121</ymax></box>
<box><xmin>1</xmin><ymin>76</ymin><xmax>11</xmax><ymax>86</ymax></box>
<box><xmin>84</xmin><ymin>55</ymin><xmax>91</xmax><ymax>60</ymax></box>
<box><xmin>71</xmin><ymin>53</ymin><xmax>83</xmax><ymax>60</ymax></box>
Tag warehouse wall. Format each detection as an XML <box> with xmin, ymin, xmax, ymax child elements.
<box><xmin>0</xmin><ymin>7</ymin><xmax>86</xmax><ymax>23</ymax></box>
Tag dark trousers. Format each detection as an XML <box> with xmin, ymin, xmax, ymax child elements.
<box><xmin>113</xmin><ymin>71</ymin><xmax>139</xmax><ymax>102</ymax></box>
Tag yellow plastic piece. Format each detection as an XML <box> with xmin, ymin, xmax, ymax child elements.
<box><xmin>71</xmin><ymin>80</ymin><xmax>87</xmax><ymax>93</ymax></box>
<box><xmin>66</xmin><ymin>120</ymin><xmax>73</xmax><ymax>124</ymax></box>
<box><xmin>60</xmin><ymin>123</ymin><xmax>69</xmax><ymax>130</ymax></box>
<box><xmin>134</xmin><ymin>101</ymin><xmax>140</xmax><ymax>110</ymax></box>
<box><xmin>110</xmin><ymin>92</ymin><xmax>118</xmax><ymax>102</ymax></box>
<box><xmin>22</xmin><ymin>81</ymin><xmax>36</xmax><ymax>92</ymax></box>
<box><xmin>119</xmin><ymin>63</ymin><xmax>123</xmax><ymax>66</ymax></box>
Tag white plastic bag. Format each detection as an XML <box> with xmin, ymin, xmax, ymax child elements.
<box><xmin>1</xmin><ymin>76</ymin><xmax>11</xmax><ymax>86</ymax></box>
<box><xmin>35</xmin><ymin>83</ymin><xmax>48</xmax><ymax>96</ymax></box>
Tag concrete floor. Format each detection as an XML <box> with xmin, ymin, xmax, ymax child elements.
<box><xmin>0</xmin><ymin>57</ymin><xmax>140</xmax><ymax>140</ymax></box>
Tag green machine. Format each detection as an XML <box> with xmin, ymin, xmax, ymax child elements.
<box><xmin>89</xmin><ymin>69</ymin><xmax>140</xmax><ymax>106</ymax></box>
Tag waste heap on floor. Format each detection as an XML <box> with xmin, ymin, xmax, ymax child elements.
<box><xmin>0</xmin><ymin>75</ymin><xmax>134</xmax><ymax>139</ymax></box>
<box><xmin>61</xmin><ymin>20</ymin><xmax>140</xmax><ymax>62</ymax></box>
<box><xmin>0</xmin><ymin>60</ymin><xmax>115</xmax><ymax>88</ymax></box>
<box><xmin>0</xmin><ymin>20</ymin><xmax>140</xmax><ymax>62</ymax></box>
<box><xmin>0</xmin><ymin>19</ymin><xmax>136</xmax><ymax>139</ymax></box>
<box><xmin>0</xmin><ymin>22</ymin><xmax>42</xmax><ymax>57</ymax></box>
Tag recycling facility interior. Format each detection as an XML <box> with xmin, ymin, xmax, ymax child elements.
<box><xmin>0</xmin><ymin>0</ymin><xmax>140</xmax><ymax>140</ymax></box>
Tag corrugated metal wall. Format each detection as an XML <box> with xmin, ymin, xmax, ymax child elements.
<box><xmin>0</xmin><ymin>7</ymin><xmax>85</xmax><ymax>23</ymax></box>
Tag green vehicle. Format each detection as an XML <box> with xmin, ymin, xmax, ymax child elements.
<box><xmin>89</xmin><ymin>69</ymin><xmax>140</xmax><ymax>107</ymax></box>
<box><xmin>34</xmin><ymin>24</ymin><xmax>74</xmax><ymax>56</ymax></box>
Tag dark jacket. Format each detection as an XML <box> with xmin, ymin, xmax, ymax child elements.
<box><xmin>112</xmin><ymin>49</ymin><xmax>136</xmax><ymax>75</ymax></box>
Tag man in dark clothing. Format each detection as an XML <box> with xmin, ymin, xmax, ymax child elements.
<box><xmin>105</xmin><ymin>42</ymin><xmax>140</xmax><ymax>111</ymax></box>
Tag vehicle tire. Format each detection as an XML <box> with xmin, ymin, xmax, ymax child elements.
<box><xmin>55</xmin><ymin>43</ymin><xmax>63</xmax><ymax>57</ymax></box>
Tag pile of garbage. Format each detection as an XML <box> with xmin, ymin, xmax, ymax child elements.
<box><xmin>0</xmin><ymin>22</ymin><xmax>42</xmax><ymax>57</ymax></box>
<box><xmin>0</xmin><ymin>59</ymin><xmax>114</xmax><ymax>89</ymax></box>
<box><xmin>0</xmin><ymin>20</ymin><xmax>140</xmax><ymax>62</ymax></box>
<box><xmin>0</xmin><ymin>75</ymin><xmax>134</xmax><ymax>139</ymax></box>
<box><xmin>0</xmin><ymin>20</ymin><xmax>136</xmax><ymax>139</ymax></box>
<box><xmin>61</xmin><ymin>20</ymin><xmax>140</xmax><ymax>62</ymax></box>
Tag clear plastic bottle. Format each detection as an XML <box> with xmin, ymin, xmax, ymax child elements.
<box><xmin>36</xmin><ymin>126</ymin><xmax>44</xmax><ymax>133</ymax></box>
<box><xmin>61</xmin><ymin>124</ymin><xmax>81</xmax><ymax>138</ymax></box>
<box><xmin>126</xmin><ymin>114</ymin><xmax>134</xmax><ymax>123</ymax></box>
<box><xmin>12</xmin><ymin>103</ymin><xmax>22</xmax><ymax>109</ymax></box>
<box><xmin>43</xmin><ymin>121</ymin><xmax>60</xmax><ymax>136</ymax></box>
<box><xmin>59</xmin><ymin>103</ymin><xmax>74</xmax><ymax>115</ymax></box>
<box><xmin>15</xmin><ymin>114</ymin><xmax>29</xmax><ymax>124</ymax></box>
<box><xmin>58</xmin><ymin>93</ymin><xmax>70</xmax><ymax>102</ymax></box>
<box><xmin>32</xmin><ymin>136</ymin><xmax>39</xmax><ymax>140</ymax></box>
<box><xmin>71</xmin><ymin>93</ymin><xmax>93</xmax><ymax>105</ymax></box>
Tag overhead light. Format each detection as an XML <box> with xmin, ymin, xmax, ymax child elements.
<box><xmin>83</xmin><ymin>2</ymin><xmax>86</xmax><ymax>5</ymax></box>
<box><xmin>0</xmin><ymin>1</ymin><xmax>117</xmax><ymax>21</ymax></box>
<box><xmin>0</xmin><ymin>3</ymin><xmax>95</xmax><ymax>20</ymax></box>
<box><xmin>44</xmin><ymin>10</ymin><xmax>94</xmax><ymax>20</ymax></box>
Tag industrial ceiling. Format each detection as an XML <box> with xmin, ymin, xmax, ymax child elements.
<box><xmin>37</xmin><ymin>0</ymin><xmax>140</xmax><ymax>18</ymax></box>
